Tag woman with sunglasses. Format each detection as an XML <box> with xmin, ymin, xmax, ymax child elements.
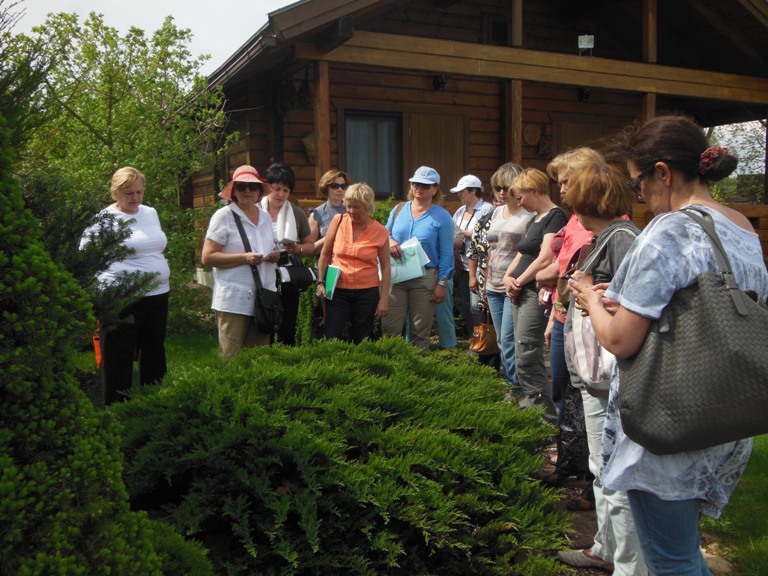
<box><xmin>478</xmin><ymin>162</ymin><xmax>532</xmax><ymax>396</ymax></box>
<box><xmin>202</xmin><ymin>165</ymin><xmax>281</xmax><ymax>361</ymax></box>
<box><xmin>309</xmin><ymin>169</ymin><xmax>352</xmax><ymax>255</ymax></box>
<box><xmin>570</xmin><ymin>115</ymin><xmax>768</xmax><ymax>576</ymax></box>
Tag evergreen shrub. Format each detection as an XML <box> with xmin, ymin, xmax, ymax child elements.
<box><xmin>114</xmin><ymin>337</ymin><xmax>568</xmax><ymax>575</ymax></box>
<box><xmin>0</xmin><ymin>113</ymin><xmax>167</xmax><ymax>574</ymax></box>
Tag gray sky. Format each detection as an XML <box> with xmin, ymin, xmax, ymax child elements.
<box><xmin>12</xmin><ymin>0</ymin><xmax>295</xmax><ymax>74</ymax></box>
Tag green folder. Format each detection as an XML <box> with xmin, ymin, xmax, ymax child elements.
<box><xmin>325</xmin><ymin>265</ymin><xmax>341</xmax><ymax>300</ymax></box>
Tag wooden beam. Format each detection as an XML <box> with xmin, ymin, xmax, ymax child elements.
<box><xmin>511</xmin><ymin>0</ymin><xmax>523</xmax><ymax>47</ymax></box>
<box><xmin>642</xmin><ymin>93</ymin><xmax>656</xmax><ymax>120</ymax></box>
<box><xmin>642</xmin><ymin>0</ymin><xmax>657</xmax><ymax>64</ymax></box>
<box><xmin>508</xmin><ymin>79</ymin><xmax>522</xmax><ymax>163</ymax></box>
<box><xmin>296</xmin><ymin>31</ymin><xmax>768</xmax><ymax>105</ymax></box>
<box><xmin>685</xmin><ymin>0</ymin><xmax>765</xmax><ymax>69</ymax></box>
<box><xmin>316</xmin><ymin>17</ymin><xmax>354</xmax><ymax>53</ymax></box>
<box><xmin>314</xmin><ymin>61</ymin><xmax>331</xmax><ymax>188</ymax></box>
<box><xmin>737</xmin><ymin>0</ymin><xmax>768</xmax><ymax>29</ymax></box>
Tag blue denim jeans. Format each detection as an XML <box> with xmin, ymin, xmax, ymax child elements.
<box><xmin>435</xmin><ymin>279</ymin><xmax>457</xmax><ymax>349</ymax></box>
<box><xmin>627</xmin><ymin>490</ymin><xmax>712</xmax><ymax>576</ymax></box>
<box><xmin>549</xmin><ymin>318</ymin><xmax>567</xmax><ymax>420</ymax></box>
<box><xmin>486</xmin><ymin>290</ymin><xmax>517</xmax><ymax>388</ymax></box>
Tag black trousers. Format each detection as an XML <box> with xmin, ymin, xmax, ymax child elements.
<box><xmin>276</xmin><ymin>282</ymin><xmax>300</xmax><ymax>346</ymax></box>
<box><xmin>101</xmin><ymin>291</ymin><xmax>169</xmax><ymax>405</ymax></box>
<box><xmin>324</xmin><ymin>286</ymin><xmax>380</xmax><ymax>344</ymax></box>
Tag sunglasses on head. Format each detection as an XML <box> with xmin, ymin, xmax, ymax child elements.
<box><xmin>329</xmin><ymin>182</ymin><xmax>349</xmax><ymax>191</ymax></box>
<box><xmin>234</xmin><ymin>182</ymin><xmax>262</xmax><ymax>193</ymax></box>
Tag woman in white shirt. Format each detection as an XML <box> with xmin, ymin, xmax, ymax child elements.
<box><xmin>81</xmin><ymin>166</ymin><xmax>170</xmax><ymax>404</ymax></box>
<box><xmin>202</xmin><ymin>165</ymin><xmax>280</xmax><ymax>361</ymax></box>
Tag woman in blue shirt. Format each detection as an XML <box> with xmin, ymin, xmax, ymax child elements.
<box><xmin>384</xmin><ymin>166</ymin><xmax>455</xmax><ymax>350</ymax></box>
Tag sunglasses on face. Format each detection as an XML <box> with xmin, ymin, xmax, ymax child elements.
<box><xmin>492</xmin><ymin>185</ymin><xmax>509</xmax><ymax>193</ymax></box>
<box><xmin>626</xmin><ymin>165</ymin><xmax>656</xmax><ymax>195</ymax></box>
<box><xmin>329</xmin><ymin>182</ymin><xmax>349</xmax><ymax>191</ymax></box>
<box><xmin>234</xmin><ymin>182</ymin><xmax>262</xmax><ymax>193</ymax></box>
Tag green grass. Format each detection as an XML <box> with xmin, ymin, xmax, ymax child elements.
<box><xmin>701</xmin><ymin>435</ymin><xmax>768</xmax><ymax>575</ymax></box>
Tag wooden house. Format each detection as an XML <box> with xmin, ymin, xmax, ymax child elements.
<box><xmin>191</xmin><ymin>0</ymin><xmax>768</xmax><ymax>243</ymax></box>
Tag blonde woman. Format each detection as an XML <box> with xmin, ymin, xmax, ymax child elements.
<box><xmin>316</xmin><ymin>183</ymin><xmax>390</xmax><ymax>342</ymax></box>
<box><xmin>505</xmin><ymin>168</ymin><xmax>568</xmax><ymax>423</ymax></box>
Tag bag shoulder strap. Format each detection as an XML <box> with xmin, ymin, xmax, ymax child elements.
<box><xmin>393</xmin><ymin>201</ymin><xmax>406</xmax><ymax>224</ymax></box>
<box><xmin>231</xmin><ymin>208</ymin><xmax>264</xmax><ymax>290</ymax></box>
<box><xmin>581</xmin><ymin>223</ymin><xmax>638</xmax><ymax>274</ymax></box>
<box><xmin>679</xmin><ymin>207</ymin><xmax>750</xmax><ymax>316</ymax></box>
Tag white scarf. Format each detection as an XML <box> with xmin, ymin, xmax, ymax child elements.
<box><xmin>259</xmin><ymin>197</ymin><xmax>298</xmax><ymax>244</ymax></box>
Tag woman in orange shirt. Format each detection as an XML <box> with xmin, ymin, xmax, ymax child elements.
<box><xmin>316</xmin><ymin>183</ymin><xmax>391</xmax><ymax>343</ymax></box>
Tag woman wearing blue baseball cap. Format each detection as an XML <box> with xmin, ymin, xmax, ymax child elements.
<box><xmin>383</xmin><ymin>166</ymin><xmax>455</xmax><ymax>350</ymax></box>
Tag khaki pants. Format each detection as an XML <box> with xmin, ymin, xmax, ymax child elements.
<box><xmin>216</xmin><ymin>311</ymin><xmax>270</xmax><ymax>362</ymax></box>
<box><xmin>382</xmin><ymin>268</ymin><xmax>437</xmax><ymax>351</ymax></box>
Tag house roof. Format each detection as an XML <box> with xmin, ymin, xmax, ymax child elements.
<box><xmin>208</xmin><ymin>0</ymin><xmax>768</xmax><ymax>126</ymax></box>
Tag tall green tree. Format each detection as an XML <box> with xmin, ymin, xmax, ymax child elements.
<box><xmin>14</xmin><ymin>11</ymin><xmax>232</xmax><ymax>276</ymax></box>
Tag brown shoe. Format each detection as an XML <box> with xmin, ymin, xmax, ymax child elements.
<box><xmin>557</xmin><ymin>549</ymin><xmax>614</xmax><ymax>572</ymax></box>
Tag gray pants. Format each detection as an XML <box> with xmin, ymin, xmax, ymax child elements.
<box><xmin>383</xmin><ymin>268</ymin><xmax>438</xmax><ymax>351</ymax></box>
<box><xmin>512</xmin><ymin>288</ymin><xmax>558</xmax><ymax>424</ymax></box>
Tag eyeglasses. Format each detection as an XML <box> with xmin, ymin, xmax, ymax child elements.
<box><xmin>329</xmin><ymin>182</ymin><xmax>349</xmax><ymax>191</ymax></box>
<box><xmin>492</xmin><ymin>185</ymin><xmax>509</xmax><ymax>193</ymax></box>
<box><xmin>412</xmin><ymin>182</ymin><xmax>435</xmax><ymax>189</ymax></box>
<box><xmin>234</xmin><ymin>182</ymin><xmax>262</xmax><ymax>193</ymax></box>
<box><xmin>626</xmin><ymin>165</ymin><xmax>656</xmax><ymax>195</ymax></box>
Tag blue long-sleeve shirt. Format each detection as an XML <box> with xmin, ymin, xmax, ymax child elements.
<box><xmin>386</xmin><ymin>201</ymin><xmax>455</xmax><ymax>280</ymax></box>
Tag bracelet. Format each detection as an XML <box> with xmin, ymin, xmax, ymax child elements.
<box><xmin>317</xmin><ymin>280</ymin><xmax>325</xmax><ymax>286</ymax></box>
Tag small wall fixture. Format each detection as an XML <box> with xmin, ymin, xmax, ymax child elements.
<box><xmin>578</xmin><ymin>34</ymin><xmax>594</xmax><ymax>56</ymax></box>
<box><xmin>432</xmin><ymin>74</ymin><xmax>448</xmax><ymax>91</ymax></box>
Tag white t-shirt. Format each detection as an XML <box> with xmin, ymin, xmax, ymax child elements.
<box><xmin>205</xmin><ymin>203</ymin><xmax>278</xmax><ymax>316</ymax></box>
<box><xmin>81</xmin><ymin>204</ymin><xmax>170</xmax><ymax>296</ymax></box>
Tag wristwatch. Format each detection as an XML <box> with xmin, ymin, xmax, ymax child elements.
<box><xmin>437</xmin><ymin>279</ymin><xmax>448</xmax><ymax>287</ymax></box>
<box><xmin>316</xmin><ymin>280</ymin><xmax>325</xmax><ymax>286</ymax></box>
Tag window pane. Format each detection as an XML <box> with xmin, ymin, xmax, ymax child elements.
<box><xmin>345</xmin><ymin>113</ymin><xmax>402</xmax><ymax>199</ymax></box>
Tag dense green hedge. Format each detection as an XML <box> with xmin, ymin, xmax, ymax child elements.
<box><xmin>114</xmin><ymin>338</ymin><xmax>568</xmax><ymax>575</ymax></box>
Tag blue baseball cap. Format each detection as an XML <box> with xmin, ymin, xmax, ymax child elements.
<box><xmin>409</xmin><ymin>166</ymin><xmax>440</xmax><ymax>185</ymax></box>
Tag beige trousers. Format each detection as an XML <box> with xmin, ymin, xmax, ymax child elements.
<box><xmin>216</xmin><ymin>311</ymin><xmax>270</xmax><ymax>361</ymax></box>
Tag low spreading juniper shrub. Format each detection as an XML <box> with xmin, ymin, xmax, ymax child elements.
<box><xmin>114</xmin><ymin>337</ymin><xmax>568</xmax><ymax>575</ymax></box>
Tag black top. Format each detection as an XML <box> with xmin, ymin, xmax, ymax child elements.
<box><xmin>512</xmin><ymin>206</ymin><xmax>568</xmax><ymax>290</ymax></box>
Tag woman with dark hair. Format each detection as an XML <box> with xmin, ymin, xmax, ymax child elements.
<box><xmin>309</xmin><ymin>169</ymin><xmax>351</xmax><ymax>255</ymax></box>
<box><xmin>571</xmin><ymin>115</ymin><xmax>768</xmax><ymax>575</ymax></box>
<box><xmin>260</xmin><ymin>162</ymin><xmax>315</xmax><ymax>345</ymax></box>
<box><xmin>201</xmin><ymin>165</ymin><xmax>280</xmax><ymax>361</ymax></box>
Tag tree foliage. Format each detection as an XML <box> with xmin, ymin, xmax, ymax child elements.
<box><xmin>13</xmin><ymin>10</ymin><xmax>233</xmax><ymax>277</ymax></box>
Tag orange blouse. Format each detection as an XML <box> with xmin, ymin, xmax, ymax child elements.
<box><xmin>330</xmin><ymin>214</ymin><xmax>389</xmax><ymax>290</ymax></box>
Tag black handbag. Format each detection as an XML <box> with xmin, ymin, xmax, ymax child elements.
<box><xmin>232</xmin><ymin>211</ymin><xmax>283</xmax><ymax>334</ymax></box>
<box><xmin>617</xmin><ymin>208</ymin><xmax>768</xmax><ymax>454</ymax></box>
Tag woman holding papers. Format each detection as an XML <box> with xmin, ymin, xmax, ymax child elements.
<box><xmin>316</xmin><ymin>183</ymin><xmax>390</xmax><ymax>343</ymax></box>
<box><xmin>383</xmin><ymin>166</ymin><xmax>455</xmax><ymax>351</ymax></box>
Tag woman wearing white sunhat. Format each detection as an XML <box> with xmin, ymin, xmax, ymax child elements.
<box><xmin>383</xmin><ymin>166</ymin><xmax>455</xmax><ymax>350</ymax></box>
<box><xmin>202</xmin><ymin>165</ymin><xmax>281</xmax><ymax>361</ymax></box>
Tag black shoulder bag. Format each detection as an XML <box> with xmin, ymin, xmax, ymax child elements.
<box><xmin>232</xmin><ymin>210</ymin><xmax>283</xmax><ymax>334</ymax></box>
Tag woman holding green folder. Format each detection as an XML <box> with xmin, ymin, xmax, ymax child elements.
<box><xmin>316</xmin><ymin>183</ymin><xmax>391</xmax><ymax>343</ymax></box>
